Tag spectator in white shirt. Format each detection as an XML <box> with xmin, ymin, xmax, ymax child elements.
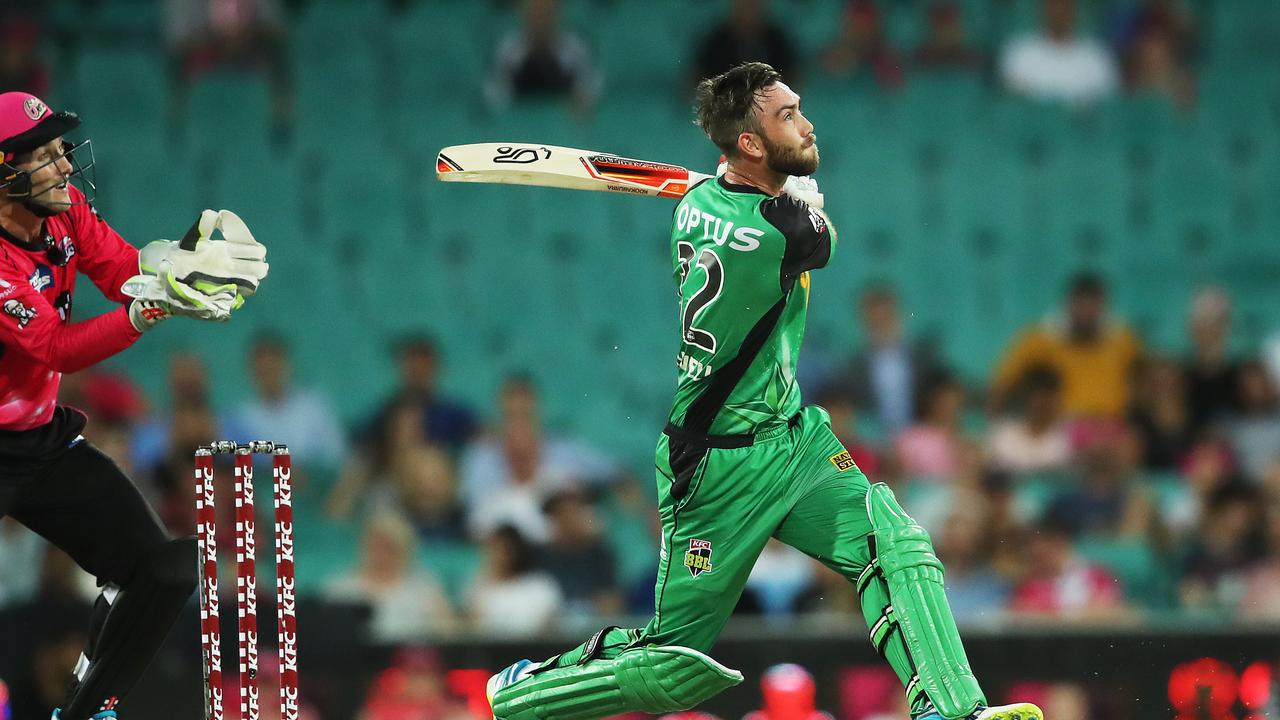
<box><xmin>460</xmin><ymin>375</ymin><xmax>618</xmax><ymax>541</ymax></box>
<box><xmin>1224</xmin><ymin>360</ymin><xmax>1280</xmax><ymax>482</ymax></box>
<box><xmin>464</xmin><ymin>419</ymin><xmax>570</xmax><ymax>543</ymax></box>
<box><xmin>232</xmin><ymin>332</ymin><xmax>346</xmax><ymax>470</ymax></box>
<box><xmin>465</xmin><ymin>524</ymin><xmax>564</xmax><ymax>635</ymax></box>
<box><xmin>1000</xmin><ymin>0</ymin><xmax>1119</xmax><ymax>105</ymax></box>
<box><xmin>987</xmin><ymin>365</ymin><xmax>1072</xmax><ymax>475</ymax></box>
<box><xmin>324</xmin><ymin>511</ymin><xmax>458</xmax><ymax>643</ymax></box>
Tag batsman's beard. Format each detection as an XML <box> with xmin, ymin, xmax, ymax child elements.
<box><xmin>762</xmin><ymin>134</ymin><xmax>819</xmax><ymax>177</ymax></box>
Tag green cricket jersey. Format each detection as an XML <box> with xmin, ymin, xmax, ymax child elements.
<box><xmin>666</xmin><ymin>176</ymin><xmax>836</xmax><ymax>437</ymax></box>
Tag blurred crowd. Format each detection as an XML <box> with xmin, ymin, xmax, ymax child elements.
<box><xmin>812</xmin><ymin>275</ymin><xmax>1280</xmax><ymax>625</ymax></box>
<box><xmin>5</xmin><ymin>269</ymin><xmax>1278</xmax><ymax>718</ymax></box>
<box><xmin>5</xmin><ymin>270</ymin><xmax>1279</xmax><ymax>625</ymax></box>
<box><xmin>0</xmin><ymin>0</ymin><xmax>1206</xmax><ymax>145</ymax></box>
<box><xmin>484</xmin><ymin>0</ymin><xmax>1199</xmax><ymax>113</ymax></box>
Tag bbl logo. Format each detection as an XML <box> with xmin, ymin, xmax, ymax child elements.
<box><xmin>828</xmin><ymin>450</ymin><xmax>856</xmax><ymax>472</ymax></box>
<box><xmin>684</xmin><ymin>538</ymin><xmax>714</xmax><ymax>577</ymax></box>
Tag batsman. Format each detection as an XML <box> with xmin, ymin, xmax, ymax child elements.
<box><xmin>487</xmin><ymin>63</ymin><xmax>1042</xmax><ymax>720</ymax></box>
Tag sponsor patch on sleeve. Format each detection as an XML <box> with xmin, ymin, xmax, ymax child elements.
<box><xmin>828</xmin><ymin>450</ymin><xmax>856</xmax><ymax>472</ymax></box>
<box><xmin>807</xmin><ymin>207</ymin><xmax>826</xmax><ymax>234</ymax></box>
<box><xmin>3</xmin><ymin>298</ymin><xmax>37</xmax><ymax>328</ymax></box>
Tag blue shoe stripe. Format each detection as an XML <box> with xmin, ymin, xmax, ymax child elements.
<box><xmin>492</xmin><ymin>659</ymin><xmax>534</xmax><ymax>695</ymax></box>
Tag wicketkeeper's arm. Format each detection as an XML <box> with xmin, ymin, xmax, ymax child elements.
<box><xmin>0</xmin><ymin>277</ymin><xmax>141</xmax><ymax>373</ymax></box>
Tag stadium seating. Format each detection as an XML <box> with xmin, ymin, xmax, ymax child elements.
<box><xmin>56</xmin><ymin>0</ymin><xmax>1280</xmax><ymax>467</ymax></box>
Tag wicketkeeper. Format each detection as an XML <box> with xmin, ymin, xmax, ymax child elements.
<box><xmin>0</xmin><ymin>91</ymin><xmax>268</xmax><ymax>720</ymax></box>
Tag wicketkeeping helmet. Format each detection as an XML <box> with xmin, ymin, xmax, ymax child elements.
<box><xmin>0</xmin><ymin>91</ymin><xmax>96</xmax><ymax>208</ymax></box>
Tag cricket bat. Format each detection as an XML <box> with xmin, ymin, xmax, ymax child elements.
<box><xmin>436</xmin><ymin>143</ymin><xmax>712</xmax><ymax>199</ymax></box>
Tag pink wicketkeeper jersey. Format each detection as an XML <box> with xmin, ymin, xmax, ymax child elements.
<box><xmin>0</xmin><ymin>185</ymin><xmax>141</xmax><ymax>430</ymax></box>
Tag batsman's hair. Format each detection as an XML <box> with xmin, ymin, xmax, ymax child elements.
<box><xmin>694</xmin><ymin>61</ymin><xmax>783</xmax><ymax>158</ymax></box>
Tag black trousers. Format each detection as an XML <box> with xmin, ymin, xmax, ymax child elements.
<box><xmin>0</xmin><ymin>407</ymin><xmax>169</xmax><ymax>588</ymax></box>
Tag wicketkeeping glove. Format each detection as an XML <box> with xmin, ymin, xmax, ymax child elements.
<box><xmin>124</xmin><ymin>276</ymin><xmax>237</xmax><ymax>331</ymax></box>
<box><xmin>136</xmin><ymin>209</ymin><xmax>269</xmax><ymax>302</ymax></box>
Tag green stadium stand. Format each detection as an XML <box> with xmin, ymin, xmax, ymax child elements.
<box><xmin>45</xmin><ymin>0</ymin><xmax>1280</xmax><ymax>478</ymax></box>
<box><xmin>419</xmin><ymin>541</ymin><xmax>482</xmax><ymax>605</ymax></box>
<box><xmin>69</xmin><ymin>48</ymin><xmax>169</xmax><ymax>151</ymax></box>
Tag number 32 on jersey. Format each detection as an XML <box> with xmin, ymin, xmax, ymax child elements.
<box><xmin>677</xmin><ymin>241</ymin><xmax>723</xmax><ymax>354</ymax></box>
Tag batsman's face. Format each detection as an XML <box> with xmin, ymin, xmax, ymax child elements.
<box><xmin>755</xmin><ymin>82</ymin><xmax>819</xmax><ymax>177</ymax></box>
<box><xmin>18</xmin><ymin>138</ymin><xmax>74</xmax><ymax>211</ymax></box>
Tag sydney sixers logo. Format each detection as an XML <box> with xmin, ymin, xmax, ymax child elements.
<box><xmin>57</xmin><ymin>235</ymin><xmax>76</xmax><ymax>262</ymax></box>
<box><xmin>23</xmin><ymin>97</ymin><xmax>47</xmax><ymax>120</ymax></box>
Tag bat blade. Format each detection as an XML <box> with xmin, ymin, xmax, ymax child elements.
<box><xmin>436</xmin><ymin>143</ymin><xmax>711</xmax><ymax>199</ymax></box>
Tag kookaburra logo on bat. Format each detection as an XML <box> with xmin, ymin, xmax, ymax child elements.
<box><xmin>493</xmin><ymin>146</ymin><xmax>552</xmax><ymax>164</ymax></box>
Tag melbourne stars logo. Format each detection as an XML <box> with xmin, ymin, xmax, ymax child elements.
<box><xmin>684</xmin><ymin>538</ymin><xmax>714</xmax><ymax>577</ymax></box>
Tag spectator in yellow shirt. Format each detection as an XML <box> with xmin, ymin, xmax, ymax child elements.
<box><xmin>991</xmin><ymin>273</ymin><xmax>1141</xmax><ymax>419</ymax></box>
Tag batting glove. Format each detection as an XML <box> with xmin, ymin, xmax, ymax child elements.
<box><xmin>716</xmin><ymin>156</ymin><xmax>825</xmax><ymax>209</ymax></box>
<box><xmin>782</xmin><ymin>175</ymin><xmax>824</xmax><ymax>209</ymax></box>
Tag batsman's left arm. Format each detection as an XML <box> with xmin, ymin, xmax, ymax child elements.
<box><xmin>764</xmin><ymin>193</ymin><xmax>837</xmax><ymax>280</ymax></box>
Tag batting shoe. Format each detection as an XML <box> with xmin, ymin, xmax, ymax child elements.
<box><xmin>487</xmin><ymin>658</ymin><xmax>535</xmax><ymax>717</ymax></box>
<box><xmin>917</xmin><ymin>702</ymin><xmax>1042</xmax><ymax>720</ymax></box>
<box><xmin>51</xmin><ymin>711</ymin><xmax>118</xmax><ymax>719</ymax></box>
